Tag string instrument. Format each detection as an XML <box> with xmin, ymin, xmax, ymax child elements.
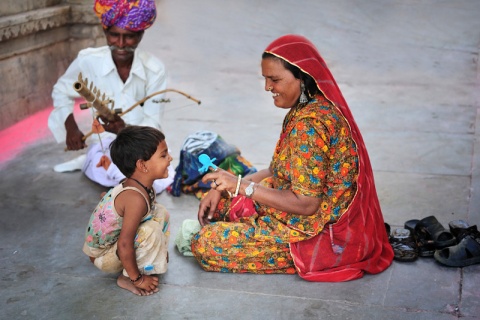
<box><xmin>68</xmin><ymin>72</ymin><xmax>201</xmax><ymax>146</ymax></box>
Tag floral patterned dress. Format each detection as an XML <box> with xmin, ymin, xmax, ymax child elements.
<box><xmin>191</xmin><ymin>94</ymin><xmax>359</xmax><ymax>274</ymax></box>
<box><xmin>83</xmin><ymin>183</ymin><xmax>170</xmax><ymax>276</ymax></box>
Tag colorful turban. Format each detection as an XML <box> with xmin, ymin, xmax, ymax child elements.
<box><xmin>94</xmin><ymin>0</ymin><xmax>156</xmax><ymax>31</ymax></box>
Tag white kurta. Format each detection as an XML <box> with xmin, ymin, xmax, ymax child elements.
<box><xmin>49</xmin><ymin>46</ymin><xmax>173</xmax><ymax>191</ymax></box>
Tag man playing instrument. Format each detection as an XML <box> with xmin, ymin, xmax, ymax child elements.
<box><xmin>48</xmin><ymin>0</ymin><xmax>174</xmax><ymax>193</ymax></box>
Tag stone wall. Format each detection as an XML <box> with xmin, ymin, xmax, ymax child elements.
<box><xmin>0</xmin><ymin>0</ymin><xmax>105</xmax><ymax>130</ymax></box>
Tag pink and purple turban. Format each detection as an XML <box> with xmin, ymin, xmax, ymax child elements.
<box><xmin>94</xmin><ymin>0</ymin><xmax>156</xmax><ymax>32</ymax></box>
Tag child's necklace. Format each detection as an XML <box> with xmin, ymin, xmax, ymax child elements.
<box><xmin>130</xmin><ymin>178</ymin><xmax>155</xmax><ymax>207</ymax></box>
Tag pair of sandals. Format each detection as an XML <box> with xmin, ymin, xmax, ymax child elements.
<box><xmin>386</xmin><ymin>216</ymin><xmax>480</xmax><ymax>267</ymax></box>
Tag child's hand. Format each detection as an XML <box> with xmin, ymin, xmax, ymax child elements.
<box><xmin>96</xmin><ymin>155</ymin><xmax>111</xmax><ymax>170</ymax></box>
<box><xmin>135</xmin><ymin>274</ymin><xmax>159</xmax><ymax>293</ymax></box>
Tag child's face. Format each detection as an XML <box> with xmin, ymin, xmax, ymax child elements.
<box><xmin>144</xmin><ymin>140</ymin><xmax>172</xmax><ymax>179</ymax></box>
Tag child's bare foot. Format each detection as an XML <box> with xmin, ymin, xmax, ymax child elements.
<box><xmin>116</xmin><ymin>275</ymin><xmax>159</xmax><ymax>296</ymax></box>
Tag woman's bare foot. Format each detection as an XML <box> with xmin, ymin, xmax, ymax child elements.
<box><xmin>116</xmin><ymin>275</ymin><xmax>158</xmax><ymax>296</ymax></box>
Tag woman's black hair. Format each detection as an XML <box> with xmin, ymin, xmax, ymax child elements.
<box><xmin>262</xmin><ymin>52</ymin><xmax>319</xmax><ymax>101</ymax></box>
<box><xmin>110</xmin><ymin>125</ymin><xmax>165</xmax><ymax>178</ymax></box>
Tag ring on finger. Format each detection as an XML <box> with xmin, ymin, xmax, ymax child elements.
<box><xmin>213</xmin><ymin>179</ymin><xmax>219</xmax><ymax>187</ymax></box>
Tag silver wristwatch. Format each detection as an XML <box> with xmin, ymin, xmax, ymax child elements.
<box><xmin>245</xmin><ymin>182</ymin><xmax>256</xmax><ymax>198</ymax></box>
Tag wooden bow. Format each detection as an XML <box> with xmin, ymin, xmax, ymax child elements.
<box><xmin>71</xmin><ymin>73</ymin><xmax>201</xmax><ymax>143</ymax></box>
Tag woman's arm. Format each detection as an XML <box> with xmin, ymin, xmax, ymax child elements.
<box><xmin>244</xmin><ymin>168</ymin><xmax>272</xmax><ymax>183</ymax></box>
<box><xmin>197</xmin><ymin>167</ymin><xmax>274</xmax><ymax>226</ymax></box>
<box><xmin>201</xmin><ymin>169</ymin><xmax>320</xmax><ymax>216</ymax></box>
<box><xmin>240</xmin><ymin>179</ymin><xmax>321</xmax><ymax>216</ymax></box>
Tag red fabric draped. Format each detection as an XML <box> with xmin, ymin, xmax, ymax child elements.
<box><xmin>265</xmin><ymin>35</ymin><xmax>393</xmax><ymax>281</ymax></box>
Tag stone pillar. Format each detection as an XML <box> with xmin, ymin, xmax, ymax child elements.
<box><xmin>0</xmin><ymin>0</ymin><xmax>105</xmax><ymax>130</ymax></box>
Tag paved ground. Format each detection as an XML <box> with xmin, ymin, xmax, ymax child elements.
<box><xmin>1</xmin><ymin>0</ymin><xmax>480</xmax><ymax>319</ymax></box>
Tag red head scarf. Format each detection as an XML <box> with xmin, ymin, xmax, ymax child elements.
<box><xmin>265</xmin><ymin>35</ymin><xmax>393</xmax><ymax>282</ymax></box>
<box><xmin>94</xmin><ymin>0</ymin><xmax>156</xmax><ymax>31</ymax></box>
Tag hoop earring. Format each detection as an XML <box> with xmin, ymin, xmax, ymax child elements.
<box><xmin>299</xmin><ymin>82</ymin><xmax>308</xmax><ymax>103</ymax></box>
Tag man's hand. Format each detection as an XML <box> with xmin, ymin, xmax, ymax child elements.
<box><xmin>65</xmin><ymin>114</ymin><xmax>86</xmax><ymax>150</ymax></box>
<box><xmin>98</xmin><ymin>113</ymin><xmax>126</xmax><ymax>134</ymax></box>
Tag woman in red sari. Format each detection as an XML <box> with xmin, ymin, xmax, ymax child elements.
<box><xmin>191</xmin><ymin>34</ymin><xmax>393</xmax><ymax>281</ymax></box>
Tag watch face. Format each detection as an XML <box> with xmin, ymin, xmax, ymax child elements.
<box><xmin>246</xmin><ymin>182</ymin><xmax>254</xmax><ymax>196</ymax></box>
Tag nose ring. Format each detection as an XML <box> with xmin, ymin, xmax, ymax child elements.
<box><xmin>267</xmin><ymin>86</ymin><xmax>273</xmax><ymax>91</ymax></box>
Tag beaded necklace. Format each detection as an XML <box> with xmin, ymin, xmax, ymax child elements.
<box><xmin>130</xmin><ymin>178</ymin><xmax>155</xmax><ymax>208</ymax></box>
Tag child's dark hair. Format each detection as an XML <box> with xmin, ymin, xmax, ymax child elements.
<box><xmin>110</xmin><ymin>126</ymin><xmax>165</xmax><ymax>178</ymax></box>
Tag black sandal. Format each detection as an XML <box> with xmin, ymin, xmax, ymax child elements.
<box><xmin>434</xmin><ymin>235</ymin><xmax>480</xmax><ymax>267</ymax></box>
<box><xmin>405</xmin><ymin>219</ymin><xmax>435</xmax><ymax>257</ymax></box>
<box><xmin>449</xmin><ymin>219</ymin><xmax>479</xmax><ymax>241</ymax></box>
<box><xmin>405</xmin><ymin>216</ymin><xmax>456</xmax><ymax>257</ymax></box>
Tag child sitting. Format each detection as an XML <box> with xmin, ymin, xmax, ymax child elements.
<box><xmin>82</xmin><ymin>126</ymin><xmax>172</xmax><ymax>296</ymax></box>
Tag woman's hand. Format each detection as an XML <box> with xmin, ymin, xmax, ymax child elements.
<box><xmin>198</xmin><ymin>189</ymin><xmax>221</xmax><ymax>226</ymax></box>
<box><xmin>197</xmin><ymin>168</ymin><xmax>237</xmax><ymax>226</ymax></box>
<box><xmin>202</xmin><ymin>168</ymin><xmax>238</xmax><ymax>194</ymax></box>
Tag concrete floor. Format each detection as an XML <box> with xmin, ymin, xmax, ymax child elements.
<box><xmin>1</xmin><ymin>0</ymin><xmax>480</xmax><ymax>319</ymax></box>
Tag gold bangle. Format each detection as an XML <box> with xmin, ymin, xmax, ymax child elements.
<box><xmin>234</xmin><ymin>175</ymin><xmax>242</xmax><ymax>197</ymax></box>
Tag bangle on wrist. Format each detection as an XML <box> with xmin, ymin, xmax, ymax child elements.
<box><xmin>130</xmin><ymin>274</ymin><xmax>142</xmax><ymax>283</ymax></box>
<box><xmin>234</xmin><ymin>175</ymin><xmax>242</xmax><ymax>197</ymax></box>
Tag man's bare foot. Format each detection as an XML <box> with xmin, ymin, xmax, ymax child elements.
<box><xmin>116</xmin><ymin>275</ymin><xmax>158</xmax><ymax>296</ymax></box>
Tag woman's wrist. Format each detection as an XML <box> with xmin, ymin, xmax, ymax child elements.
<box><xmin>243</xmin><ymin>180</ymin><xmax>257</xmax><ymax>198</ymax></box>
